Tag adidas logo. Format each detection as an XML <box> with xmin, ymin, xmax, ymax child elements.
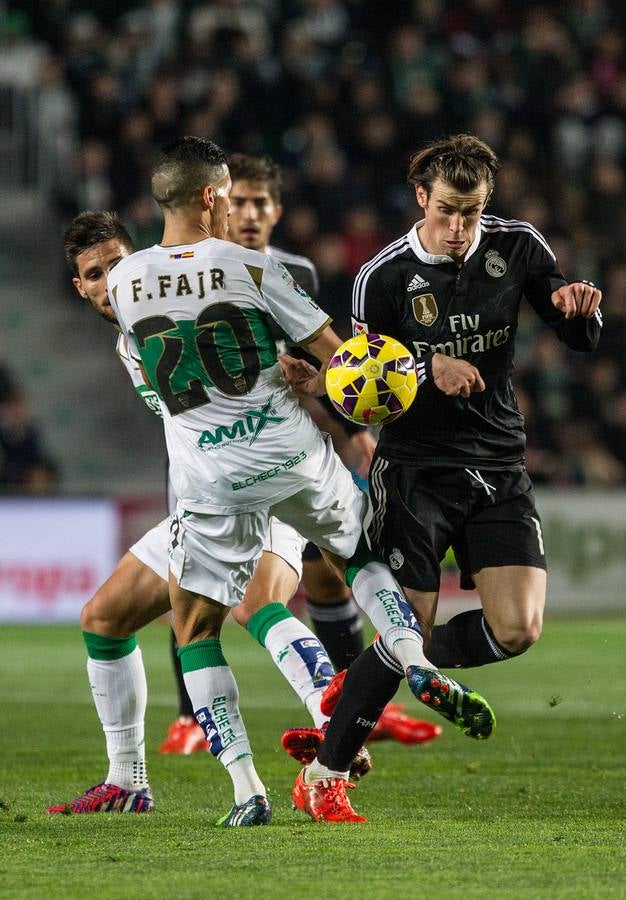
<box><xmin>407</xmin><ymin>274</ymin><xmax>430</xmax><ymax>291</ymax></box>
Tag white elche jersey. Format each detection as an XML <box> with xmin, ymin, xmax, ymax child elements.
<box><xmin>108</xmin><ymin>238</ymin><xmax>331</xmax><ymax>514</ymax></box>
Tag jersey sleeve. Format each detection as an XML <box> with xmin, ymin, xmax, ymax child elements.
<box><xmin>260</xmin><ymin>257</ymin><xmax>331</xmax><ymax>344</ymax></box>
<box><xmin>115</xmin><ymin>334</ymin><xmax>163</xmax><ymax>418</ymax></box>
<box><xmin>351</xmin><ymin>265</ymin><xmax>395</xmax><ymax>336</ymax></box>
<box><xmin>351</xmin><ymin>265</ymin><xmax>431</xmax><ymax>385</ymax></box>
<box><xmin>523</xmin><ymin>231</ymin><xmax>602</xmax><ymax>351</ymax></box>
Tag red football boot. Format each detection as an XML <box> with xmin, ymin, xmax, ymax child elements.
<box><xmin>291</xmin><ymin>769</ymin><xmax>367</xmax><ymax>823</ymax></box>
<box><xmin>319</xmin><ymin>669</ymin><xmax>347</xmax><ymax>717</ymax></box>
<box><xmin>368</xmin><ymin>703</ymin><xmax>443</xmax><ymax>745</ymax></box>
<box><xmin>281</xmin><ymin>726</ymin><xmax>372</xmax><ymax>779</ymax></box>
<box><xmin>158</xmin><ymin>716</ymin><xmax>209</xmax><ymax>754</ymax></box>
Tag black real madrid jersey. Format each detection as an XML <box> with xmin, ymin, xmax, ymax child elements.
<box><xmin>351</xmin><ymin>215</ymin><xmax>602</xmax><ymax>469</ymax></box>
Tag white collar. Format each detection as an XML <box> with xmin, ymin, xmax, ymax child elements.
<box><xmin>408</xmin><ymin>220</ymin><xmax>482</xmax><ymax>264</ymax></box>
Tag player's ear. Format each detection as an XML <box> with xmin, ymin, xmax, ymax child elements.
<box><xmin>200</xmin><ymin>184</ymin><xmax>214</xmax><ymax>209</ymax></box>
<box><xmin>272</xmin><ymin>202</ymin><xmax>283</xmax><ymax>226</ymax></box>
<box><xmin>415</xmin><ymin>185</ymin><xmax>428</xmax><ymax>210</ymax></box>
<box><xmin>72</xmin><ymin>276</ymin><xmax>88</xmax><ymax>300</ymax></box>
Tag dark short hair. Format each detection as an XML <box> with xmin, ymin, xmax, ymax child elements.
<box><xmin>228</xmin><ymin>153</ymin><xmax>282</xmax><ymax>204</ymax></box>
<box><xmin>151</xmin><ymin>135</ymin><xmax>228</xmax><ymax>209</ymax></box>
<box><xmin>63</xmin><ymin>211</ymin><xmax>135</xmax><ymax>276</ymax></box>
<box><xmin>407</xmin><ymin>134</ymin><xmax>500</xmax><ymax>194</ymax></box>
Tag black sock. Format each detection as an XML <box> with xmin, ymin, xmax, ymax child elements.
<box><xmin>427</xmin><ymin>609</ymin><xmax>515</xmax><ymax>668</ymax></box>
<box><xmin>307</xmin><ymin>597</ymin><xmax>364</xmax><ymax>671</ymax></box>
<box><xmin>170</xmin><ymin>628</ymin><xmax>194</xmax><ymax>717</ymax></box>
<box><xmin>318</xmin><ymin>642</ymin><xmax>403</xmax><ymax>772</ymax></box>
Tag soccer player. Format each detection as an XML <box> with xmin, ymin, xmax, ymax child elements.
<box><xmin>108</xmin><ymin>136</ymin><xmax>495</xmax><ymax>823</ymax></box>
<box><xmin>47</xmin><ymin>212</ymin><xmax>342</xmax><ymax>822</ymax></box>
<box><xmin>303</xmin><ymin>133</ymin><xmax>603</xmax><ymax>805</ymax></box>
<box><xmin>160</xmin><ymin>154</ymin><xmax>435</xmax><ymax>752</ymax></box>
<box><xmin>158</xmin><ymin>153</ymin><xmax>366</xmax><ymax>754</ymax></box>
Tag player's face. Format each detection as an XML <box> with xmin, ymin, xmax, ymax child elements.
<box><xmin>72</xmin><ymin>238</ymin><xmax>131</xmax><ymax>324</ymax></box>
<box><xmin>228</xmin><ymin>180</ymin><xmax>282</xmax><ymax>251</ymax></box>
<box><xmin>209</xmin><ymin>169</ymin><xmax>232</xmax><ymax>241</ymax></box>
<box><xmin>416</xmin><ymin>177</ymin><xmax>491</xmax><ymax>261</ymax></box>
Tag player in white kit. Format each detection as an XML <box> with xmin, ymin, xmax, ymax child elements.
<box><xmin>109</xmin><ymin>137</ymin><xmax>496</xmax><ymax>824</ymax></box>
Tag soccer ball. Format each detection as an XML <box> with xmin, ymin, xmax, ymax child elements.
<box><xmin>325</xmin><ymin>333</ymin><xmax>418</xmax><ymax>425</ymax></box>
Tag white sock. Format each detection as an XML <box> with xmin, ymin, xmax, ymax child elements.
<box><xmin>183</xmin><ymin>662</ymin><xmax>265</xmax><ymax>805</ymax></box>
<box><xmin>305</xmin><ymin>759</ymin><xmax>349</xmax><ymax>784</ymax></box>
<box><xmin>263</xmin><ymin>618</ymin><xmax>333</xmax><ymax>729</ymax></box>
<box><xmin>351</xmin><ymin>562</ymin><xmax>434</xmax><ymax>671</ymax></box>
<box><xmin>226</xmin><ymin>754</ymin><xmax>267</xmax><ymax>804</ymax></box>
<box><xmin>385</xmin><ymin>631</ymin><xmax>434</xmax><ymax>670</ymax></box>
<box><xmin>87</xmin><ymin>646</ymin><xmax>149</xmax><ymax>790</ymax></box>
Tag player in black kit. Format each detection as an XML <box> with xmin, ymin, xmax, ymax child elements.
<box><xmin>294</xmin><ymin>133</ymin><xmax>603</xmax><ymax>822</ymax></box>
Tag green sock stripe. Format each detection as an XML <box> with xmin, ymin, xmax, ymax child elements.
<box><xmin>344</xmin><ymin>545</ymin><xmax>380</xmax><ymax>588</ymax></box>
<box><xmin>82</xmin><ymin>631</ymin><xmax>137</xmax><ymax>660</ymax></box>
<box><xmin>178</xmin><ymin>639</ymin><xmax>228</xmax><ymax>673</ymax></box>
<box><xmin>246</xmin><ymin>603</ymin><xmax>293</xmax><ymax>647</ymax></box>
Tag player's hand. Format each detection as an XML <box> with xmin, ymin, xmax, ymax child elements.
<box><xmin>344</xmin><ymin>429</ymin><xmax>377</xmax><ymax>479</ymax></box>
<box><xmin>431</xmin><ymin>354</ymin><xmax>485</xmax><ymax>398</ymax></box>
<box><xmin>279</xmin><ymin>354</ymin><xmax>325</xmax><ymax>396</ymax></box>
<box><xmin>551</xmin><ymin>282</ymin><xmax>602</xmax><ymax>319</ymax></box>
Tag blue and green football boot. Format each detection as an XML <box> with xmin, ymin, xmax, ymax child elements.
<box><xmin>216</xmin><ymin>795</ymin><xmax>272</xmax><ymax>827</ymax></box>
<box><xmin>406</xmin><ymin>666</ymin><xmax>496</xmax><ymax>740</ymax></box>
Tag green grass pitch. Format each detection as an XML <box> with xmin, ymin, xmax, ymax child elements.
<box><xmin>0</xmin><ymin>618</ymin><xmax>624</xmax><ymax>899</ymax></box>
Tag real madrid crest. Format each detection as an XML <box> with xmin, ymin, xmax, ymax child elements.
<box><xmin>485</xmin><ymin>249</ymin><xmax>507</xmax><ymax>277</ymax></box>
<box><xmin>411</xmin><ymin>293</ymin><xmax>438</xmax><ymax>327</ymax></box>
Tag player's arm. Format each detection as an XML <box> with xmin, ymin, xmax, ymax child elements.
<box><xmin>279</xmin><ymin>325</ymin><xmax>343</xmax><ymax>396</ymax></box>
<box><xmin>115</xmin><ymin>334</ymin><xmax>163</xmax><ymax>417</ymax></box>
<box><xmin>260</xmin><ymin>257</ymin><xmax>342</xmax><ymax>396</ymax></box>
<box><xmin>352</xmin><ymin>266</ymin><xmax>484</xmax><ymax>398</ymax></box>
<box><xmin>523</xmin><ymin>235</ymin><xmax>603</xmax><ymax>351</ymax></box>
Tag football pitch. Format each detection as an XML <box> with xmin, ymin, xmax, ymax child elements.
<box><xmin>0</xmin><ymin>618</ymin><xmax>624</xmax><ymax>900</ymax></box>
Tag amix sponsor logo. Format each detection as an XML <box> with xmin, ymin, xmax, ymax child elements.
<box><xmin>198</xmin><ymin>396</ymin><xmax>285</xmax><ymax>451</ymax></box>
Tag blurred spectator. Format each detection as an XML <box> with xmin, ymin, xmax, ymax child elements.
<box><xmin>14</xmin><ymin>0</ymin><xmax>626</xmax><ymax>485</ymax></box>
<box><xmin>553</xmin><ymin>420</ymin><xmax>624</xmax><ymax>485</ymax></box>
<box><xmin>0</xmin><ymin>389</ymin><xmax>58</xmax><ymax>494</ymax></box>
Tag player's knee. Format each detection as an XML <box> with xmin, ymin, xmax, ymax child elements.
<box><xmin>80</xmin><ymin>592</ymin><xmax>125</xmax><ymax>635</ymax></box>
<box><xmin>492</xmin><ymin>617</ymin><xmax>542</xmax><ymax>654</ymax></box>
<box><xmin>230</xmin><ymin>603</ymin><xmax>250</xmax><ymax>628</ymax></box>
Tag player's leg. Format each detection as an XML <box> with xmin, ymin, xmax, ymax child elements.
<box><xmin>475</xmin><ymin>565</ymin><xmax>546</xmax><ymax>650</ymax></box>
<box><xmin>168</xmin><ymin>508</ymin><xmax>271</xmax><ymax>826</ymax></box>
<box><xmin>231</xmin><ymin>521</ymin><xmax>334</xmax><ymax>729</ymax></box>
<box><xmin>273</xmin><ymin>443</ymin><xmax>495</xmax><ymax>821</ymax></box>
<box><xmin>46</xmin><ymin>548</ymin><xmax>170</xmax><ymax>814</ymax></box>
<box><xmin>427</xmin><ymin>470</ymin><xmax>547</xmax><ymax>666</ymax></box>
<box><xmin>158</xmin><ymin>627</ymin><xmax>209</xmax><ymax>754</ymax></box>
<box><xmin>277</xmin><ymin>444</ymin><xmax>494</xmax><ymax>735</ymax></box>
<box><xmin>302</xmin><ymin>545</ymin><xmax>365</xmax><ymax>671</ymax></box>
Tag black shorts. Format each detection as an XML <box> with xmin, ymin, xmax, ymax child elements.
<box><xmin>368</xmin><ymin>459</ymin><xmax>546</xmax><ymax>592</ymax></box>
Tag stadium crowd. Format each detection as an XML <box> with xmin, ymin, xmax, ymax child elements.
<box><xmin>0</xmin><ymin>358</ymin><xmax>58</xmax><ymax>492</ymax></box>
<box><xmin>3</xmin><ymin>0</ymin><xmax>626</xmax><ymax>486</ymax></box>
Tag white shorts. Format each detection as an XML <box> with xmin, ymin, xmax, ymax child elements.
<box><xmin>269</xmin><ymin>435</ymin><xmax>368</xmax><ymax>559</ymax></box>
<box><xmin>130</xmin><ymin>515</ymin><xmax>306</xmax><ymax>598</ymax></box>
<box><xmin>167</xmin><ymin>435</ymin><xmax>367</xmax><ymax>605</ymax></box>
<box><xmin>129</xmin><ymin>518</ymin><xmax>170</xmax><ymax>582</ymax></box>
